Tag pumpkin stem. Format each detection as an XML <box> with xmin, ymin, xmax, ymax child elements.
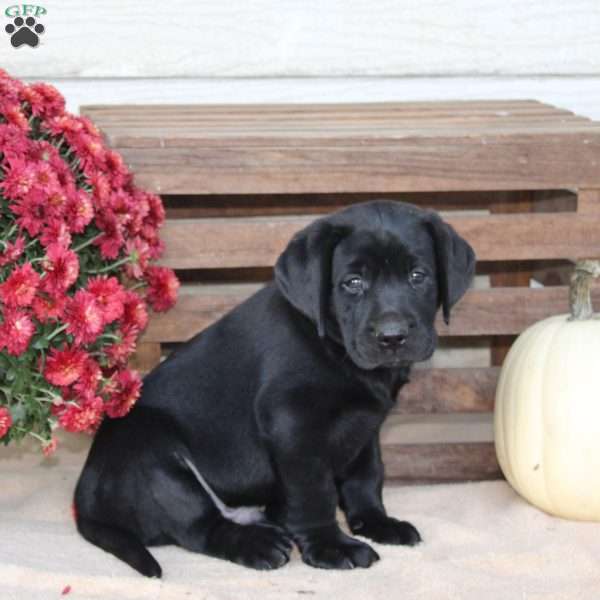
<box><xmin>569</xmin><ymin>260</ymin><xmax>600</xmax><ymax>321</ymax></box>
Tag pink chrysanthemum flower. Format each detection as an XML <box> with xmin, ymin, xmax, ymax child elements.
<box><xmin>0</xmin><ymin>307</ymin><xmax>35</xmax><ymax>356</ymax></box>
<box><xmin>73</xmin><ymin>357</ymin><xmax>102</xmax><ymax>401</ymax></box>
<box><xmin>31</xmin><ymin>287</ymin><xmax>67</xmax><ymax>322</ymax></box>
<box><xmin>105</xmin><ymin>324</ymin><xmax>138</xmax><ymax>366</ymax></box>
<box><xmin>104</xmin><ymin>369</ymin><xmax>142</xmax><ymax>418</ymax></box>
<box><xmin>86</xmin><ymin>276</ymin><xmax>125</xmax><ymax>325</ymax></box>
<box><xmin>43</xmin><ymin>243</ymin><xmax>79</xmax><ymax>293</ymax></box>
<box><xmin>42</xmin><ymin>437</ymin><xmax>58</xmax><ymax>457</ymax></box>
<box><xmin>0</xmin><ymin>407</ymin><xmax>12</xmax><ymax>439</ymax></box>
<box><xmin>44</xmin><ymin>345</ymin><xmax>90</xmax><ymax>387</ymax></box>
<box><xmin>0</xmin><ymin>262</ymin><xmax>40</xmax><ymax>307</ymax></box>
<box><xmin>20</xmin><ymin>82</ymin><xmax>65</xmax><ymax>119</ymax></box>
<box><xmin>121</xmin><ymin>291</ymin><xmax>149</xmax><ymax>331</ymax></box>
<box><xmin>56</xmin><ymin>395</ymin><xmax>104</xmax><ymax>434</ymax></box>
<box><xmin>0</xmin><ymin>235</ymin><xmax>25</xmax><ymax>267</ymax></box>
<box><xmin>145</xmin><ymin>266</ymin><xmax>180</xmax><ymax>312</ymax></box>
<box><xmin>65</xmin><ymin>290</ymin><xmax>104</xmax><ymax>345</ymax></box>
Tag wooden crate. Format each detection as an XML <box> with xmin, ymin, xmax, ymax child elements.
<box><xmin>82</xmin><ymin>100</ymin><xmax>600</xmax><ymax>483</ymax></box>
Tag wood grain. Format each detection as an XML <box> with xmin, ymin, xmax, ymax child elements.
<box><xmin>382</xmin><ymin>442</ymin><xmax>501</xmax><ymax>483</ymax></box>
<box><xmin>11</xmin><ymin>1</ymin><xmax>600</xmax><ymax>78</ymax></box>
<box><xmin>120</xmin><ymin>147</ymin><xmax>600</xmax><ymax>195</ymax></box>
<box><xmin>85</xmin><ymin>101</ymin><xmax>588</xmax><ymax>146</ymax></box>
<box><xmin>141</xmin><ymin>284</ymin><xmax>598</xmax><ymax>343</ymax></box>
<box><xmin>128</xmin><ymin>342</ymin><xmax>162</xmax><ymax>374</ymax></box>
<box><xmin>397</xmin><ymin>368</ymin><xmax>499</xmax><ymax>414</ymax></box>
<box><xmin>118</xmin><ymin>140</ymin><xmax>600</xmax><ymax>195</ymax></box>
<box><xmin>156</xmin><ymin>212</ymin><xmax>600</xmax><ymax>269</ymax></box>
<box><xmin>578</xmin><ymin>189</ymin><xmax>600</xmax><ymax>214</ymax></box>
<box><xmin>81</xmin><ymin>100</ymin><xmax>600</xmax><ymax>194</ymax></box>
<box><xmin>86</xmin><ymin>99</ymin><xmax>591</xmax><ymax>134</ymax></box>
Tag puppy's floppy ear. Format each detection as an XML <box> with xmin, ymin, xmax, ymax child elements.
<box><xmin>275</xmin><ymin>221</ymin><xmax>349</xmax><ymax>338</ymax></box>
<box><xmin>425</xmin><ymin>213</ymin><xmax>476</xmax><ymax>325</ymax></box>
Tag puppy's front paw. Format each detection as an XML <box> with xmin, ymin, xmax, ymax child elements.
<box><xmin>350</xmin><ymin>514</ymin><xmax>421</xmax><ymax>546</ymax></box>
<box><xmin>297</xmin><ymin>526</ymin><xmax>379</xmax><ymax>569</ymax></box>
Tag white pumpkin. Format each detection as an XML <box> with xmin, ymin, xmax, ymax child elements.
<box><xmin>494</xmin><ymin>260</ymin><xmax>600</xmax><ymax>521</ymax></box>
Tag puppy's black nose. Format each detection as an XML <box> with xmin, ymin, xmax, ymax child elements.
<box><xmin>374</xmin><ymin>320</ymin><xmax>411</xmax><ymax>349</ymax></box>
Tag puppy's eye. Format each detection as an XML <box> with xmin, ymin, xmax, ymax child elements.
<box><xmin>342</xmin><ymin>276</ymin><xmax>365</xmax><ymax>294</ymax></box>
<box><xmin>409</xmin><ymin>270</ymin><xmax>427</xmax><ymax>285</ymax></box>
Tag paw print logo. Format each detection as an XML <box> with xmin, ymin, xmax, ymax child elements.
<box><xmin>5</xmin><ymin>16</ymin><xmax>45</xmax><ymax>48</ymax></box>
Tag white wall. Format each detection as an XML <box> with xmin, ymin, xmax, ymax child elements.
<box><xmin>5</xmin><ymin>0</ymin><xmax>600</xmax><ymax>77</ymax></box>
<box><xmin>2</xmin><ymin>0</ymin><xmax>600</xmax><ymax>119</ymax></box>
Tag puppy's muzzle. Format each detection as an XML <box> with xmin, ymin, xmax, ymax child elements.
<box><xmin>371</xmin><ymin>315</ymin><xmax>416</xmax><ymax>350</ymax></box>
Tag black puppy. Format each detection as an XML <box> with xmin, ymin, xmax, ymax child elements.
<box><xmin>74</xmin><ymin>200</ymin><xmax>475</xmax><ymax>577</ymax></box>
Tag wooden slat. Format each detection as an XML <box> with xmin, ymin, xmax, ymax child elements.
<box><xmin>83</xmin><ymin>100</ymin><xmax>569</xmax><ymax>118</ymax></box>
<box><xmin>128</xmin><ymin>342</ymin><xmax>162</xmax><ymax>374</ymax></box>
<box><xmin>85</xmin><ymin>101</ymin><xmax>583</xmax><ymax>131</ymax></box>
<box><xmin>112</xmin><ymin>124</ymin><xmax>600</xmax><ymax>145</ymax></box>
<box><xmin>121</xmin><ymin>133</ymin><xmax>600</xmax><ymax>194</ymax></box>
<box><xmin>104</xmin><ymin>120</ymin><xmax>596</xmax><ymax>145</ymax></box>
<box><xmin>82</xmin><ymin>101</ymin><xmax>600</xmax><ymax>194</ymax></box>
<box><xmin>396</xmin><ymin>367</ymin><xmax>498</xmax><ymax>414</ymax></box>
<box><xmin>157</xmin><ymin>212</ymin><xmax>600</xmax><ymax>269</ymax></box>
<box><xmin>382</xmin><ymin>442</ymin><xmax>501</xmax><ymax>483</ymax></box>
<box><xmin>142</xmin><ymin>284</ymin><xmax>599</xmax><ymax>343</ymax></box>
<box><xmin>578</xmin><ymin>189</ymin><xmax>600</xmax><ymax>214</ymax></box>
<box><xmin>91</xmin><ymin>109</ymin><xmax>585</xmax><ymax>125</ymax></box>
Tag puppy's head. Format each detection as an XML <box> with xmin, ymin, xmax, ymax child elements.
<box><xmin>275</xmin><ymin>201</ymin><xmax>475</xmax><ymax>370</ymax></box>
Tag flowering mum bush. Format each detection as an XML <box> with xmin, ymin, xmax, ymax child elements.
<box><xmin>0</xmin><ymin>70</ymin><xmax>179</xmax><ymax>454</ymax></box>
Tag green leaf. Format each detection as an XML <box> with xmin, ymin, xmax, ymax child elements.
<box><xmin>10</xmin><ymin>403</ymin><xmax>26</xmax><ymax>422</ymax></box>
<box><xmin>32</xmin><ymin>337</ymin><xmax>49</xmax><ymax>350</ymax></box>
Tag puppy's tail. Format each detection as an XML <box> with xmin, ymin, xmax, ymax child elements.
<box><xmin>76</xmin><ymin>516</ymin><xmax>162</xmax><ymax>578</ymax></box>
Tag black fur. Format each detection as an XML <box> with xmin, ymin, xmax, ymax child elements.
<box><xmin>74</xmin><ymin>201</ymin><xmax>475</xmax><ymax>577</ymax></box>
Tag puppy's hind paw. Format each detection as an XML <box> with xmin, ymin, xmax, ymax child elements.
<box><xmin>210</xmin><ymin>521</ymin><xmax>293</xmax><ymax>570</ymax></box>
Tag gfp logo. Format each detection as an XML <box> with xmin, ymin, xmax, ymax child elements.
<box><xmin>5</xmin><ymin>4</ymin><xmax>46</xmax><ymax>48</ymax></box>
